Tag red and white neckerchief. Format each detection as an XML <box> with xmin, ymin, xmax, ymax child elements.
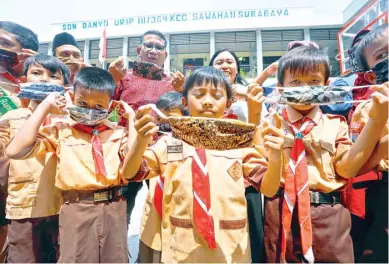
<box><xmin>192</xmin><ymin>148</ymin><xmax>216</xmax><ymax>248</ymax></box>
<box><xmin>1</xmin><ymin>72</ymin><xmax>21</xmax><ymax>85</ymax></box>
<box><xmin>153</xmin><ymin>175</ymin><xmax>164</xmax><ymax>219</ymax></box>
<box><xmin>72</xmin><ymin>124</ymin><xmax>111</xmax><ymax>178</ymax></box>
<box><xmin>281</xmin><ymin>108</ymin><xmax>321</xmax><ymax>263</ymax></box>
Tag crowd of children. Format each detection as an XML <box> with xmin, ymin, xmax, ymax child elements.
<box><xmin>0</xmin><ymin>20</ymin><xmax>387</xmax><ymax>263</ymax></box>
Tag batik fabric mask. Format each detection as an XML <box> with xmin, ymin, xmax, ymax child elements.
<box><xmin>371</xmin><ymin>58</ymin><xmax>388</xmax><ymax>84</ymax></box>
<box><xmin>68</xmin><ymin>106</ymin><xmax>108</xmax><ymax>126</ymax></box>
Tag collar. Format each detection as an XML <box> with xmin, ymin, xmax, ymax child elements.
<box><xmin>285</xmin><ymin>105</ymin><xmax>322</xmax><ymax>125</ymax></box>
<box><xmin>67</xmin><ymin>117</ymin><xmax>116</xmax><ymax>130</ymax></box>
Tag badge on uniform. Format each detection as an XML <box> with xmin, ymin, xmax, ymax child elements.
<box><xmin>167</xmin><ymin>144</ymin><xmax>183</xmax><ymax>154</ymax></box>
<box><xmin>227</xmin><ymin>161</ymin><xmax>243</xmax><ymax>182</ymax></box>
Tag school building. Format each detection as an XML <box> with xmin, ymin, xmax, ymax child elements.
<box><xmin>32</xmin><ymin>0</ymin><xmax>384</xmax><ymax>78</ymax></box>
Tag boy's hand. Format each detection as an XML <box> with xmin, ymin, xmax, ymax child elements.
<box><xmin>108</xmin><ymin>56</ymin><xmax>127</xmax><ymax>84</ymax></box>
<box><xmin>41</xmin><ymin>93</ymin><xmax>67</xmax><ymax>115</ymax></box>
<box><xmin>171</xmin><ymin>71</ymin><xmax>185</xmax><ymax>92</ymax></box>
<box><xmin>265</xmin><ymin>62</ymin><xmax>278</xmax><ymax>76</ymax></box>
<box><xmin>247</xmin><ymin>83</ymin><xmax>265</xmax><ymax>116</ymax></box>
<box><xmin>17</xmin><ymin>49</ymin><xmax>38</xmax><ymax>62</ymax></box>
<box><xmin>260</xmin><ymin>112</ymin><xmax>284</xmax><ymax>162</ymax></box>
<box><xmin>369</xmin><ymin>82</ymin><xmax>388</xmax><ymax>122</ymax></box>
<box><xmin>134</xmin><ymin>105</ymin><xmax>159</xmax><ymax>146</ymax></box>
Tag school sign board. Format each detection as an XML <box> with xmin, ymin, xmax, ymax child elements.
<box><xmin>51</xmin><ymin>7</ymin><xmax>317</xmax><ymax>39</ymax></box>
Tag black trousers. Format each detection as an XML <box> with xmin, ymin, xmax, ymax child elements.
<box><xmin>363</xmin><ymin>180</ymin><xmax>388</xmax><ymax>263</ymax></box>
<box><xmin>125</xmin><ymin>182</ymin><xmax>144</xmax><ymax>226</ymax></box>
<box><xmin>245</xmin><ymin>186</ymin><xmax>264</xmax><ymax>263</ymax></box>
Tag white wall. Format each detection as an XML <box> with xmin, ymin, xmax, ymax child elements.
<box><xmin>0</xmin><ymin>0</ymin><xmax>353</xmax><ymax>42</ymax></box>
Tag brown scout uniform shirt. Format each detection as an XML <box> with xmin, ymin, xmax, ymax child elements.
<box><xmin>0</xmin><ymin>108</ymin><xmax>62</xmax><ymax>219</ymax></box>
<box><xmin>132</xmin><ymin>135</ymin><xmax>268</xmax><ymax>263</ymax></box>
<box><xmin>17</xmin><ymin>118</ymin><xmax>129</xmax><ymax>191</ymax></box>
<box><xmin>275</xmin><ymin>105</ymin><xmax>353</xmax><ymax>192</ymax></box>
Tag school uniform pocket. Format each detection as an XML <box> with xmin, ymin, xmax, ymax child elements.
<box><xmin>217</xmin><ymin>218</ymin><xmax>249</xmax><ymax>256</ymax></box>
<box><xmin>7</xmin><ymin>179</ymin><xmax>36</xmax><ymax>207</ymax></box>
<box><xmin>168</xmin><ymin>215</ymin><xmax>201</xmax><ymax>253</ymax></box>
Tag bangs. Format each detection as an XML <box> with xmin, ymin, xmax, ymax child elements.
<box><xmin>23</xmin><ymin>54</ymin><xmax>70</xmax><ymax>85</ymax></box>
<box><xmin>183</xmin><ymin>66</ymin><xmax>232</xmax><ymax>99</ymax></box>
<box><xmin>31</xmin><ymin>61</ymin><xmax>62</xmax><ymax>76</ymax></box>
<box><xmin>277</xmin><ymin>46</ymin><xmax>330</xmax><ymax>85</ymax></box>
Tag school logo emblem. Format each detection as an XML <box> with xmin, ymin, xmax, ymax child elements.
<box><xmin>228</xmin><ymin>161</ymin><xmax>242</xmax><ymax>181</ymax></box>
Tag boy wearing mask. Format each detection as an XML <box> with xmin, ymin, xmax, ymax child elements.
<box><xmin>263</xmin><ymin>45</ymin><xmax>387</xmax><ymax>263</ymax></box>
<box><xmin>6</xmin><ymin>67</ymin><xmax>132</xmax><ymax>263</ymax></box>
<box><xmin>0</xmin><ymin>54</ymin><xmax>69</xmax><ymax>262</ymax></box>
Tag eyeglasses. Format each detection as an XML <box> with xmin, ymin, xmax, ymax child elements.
<box><xmin>143</xmin><ymin>43</ymin><xmax>165</xmax><ymax>51</ymax></box>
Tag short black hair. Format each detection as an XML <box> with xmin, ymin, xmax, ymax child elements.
<box><xmin>142</xmin><ymin>30</ymin><xmax>167</xmax><ymax>46</ymax></box>
<box><xmin>73</xmin><ymin>67</ymin><xmax>116</xmax><ymax>98</ymax></box>
<box><xmin>23</xmin><ymin>54</ymin><xmax>71</xmax><ymax>85</ymax></box>
<box><xmin>209</xmin><ymin>48</ymin><xmax>248</xmax><ymax>86</ymax></box>
<box><xmin>277</xmin><ymin>46</ymin><xmax>330</xmax><ymax>86</ymax></box>
<box><xmin>183</xmin><ymin>66</ymin><xmax>232</xmax><ymax>100</ymax></box>
<box><xmin>356</xmin><ymin>24</ymin><xmax>388</xmax><ymax>71</ymax></box>
<box><xmin>0</xmin><ymin>21</ymin><xmax>39</xmax><ymax>51</ymax></box>
<box><xmin>156</xmin><ymin>92</ymin><xmax>187</xmax><ymax>115</ymax></box>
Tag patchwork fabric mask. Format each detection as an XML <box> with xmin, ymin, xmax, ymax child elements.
<box><xmin>17</xmin><ymin>83</ymin><xmax>65</xmax><ymax>101</ymax></box>
<box><xmin>68</xmin><ymin>106</ymin><xmax>108</xmax><ymax>126</ymax></box>
<box><xmin>148</xmin><ymin>104</ymin><xmax>256</xmax><ymax>150</ymax></box>
<box><xmin>371</xmin><ymin>58</ymin><xmax>388</xmax><ymax>84</ymax></box>
<box><xmin>130</xmin><ymin>61</ymin><xmax>167</xmax><ymax>80</ymax></box>
<box><xmin>276</xmin><ymin>86</ymin><xmax>351</xmax><ymax>105</ymax></box>
<box><xmin>0</xmin><ymin>49</ymin><xmax>19</xmax><ymax>69</ymax></box>
<box><xmin>58</xmin><ymin>56</ymin><xmax>83</xmax><ymax>72</ymax></box>
<box><xmin>346</xmin><ymin>46</ymin><xmax>365</xmax><ymax>73</ymax></box>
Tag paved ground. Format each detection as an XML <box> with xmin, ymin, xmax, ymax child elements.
<box><xmin>127</xmin><ymin>182</ymin><xmax>148</xmax><ymax>263</ymax></box>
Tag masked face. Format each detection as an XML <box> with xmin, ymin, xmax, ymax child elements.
<box><xmin>68</xmin><ymin>106</ymin><xmax>108</xmax><ymax>126</ymax></box>
<box><xmin>371</xmin><ymin>58</ymin><xmax>388</xmax><ymax>84</ymax></box>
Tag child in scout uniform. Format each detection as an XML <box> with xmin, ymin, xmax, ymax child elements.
<box><xmin>5</xmin><ymin>67</ymin><xmax>132</xmax><ymax>263</ymax></box>
<box><xmin>123</xmin><ymin>66</ymin><xmax>284</xmax><ymax>263</ymax></box>
<box><xmin>0</xmin><ymin>22</ymin><xmax>39</xmax><ymax>260</ymax></box>
<box><xmin>350</xmin><ymin>24</ymin><xmax>388</xmax><ymax>262</ymax></box>
<box><xmin>0</xmin><ymin>54</ymin><xmax>69</xmax><ymax>263</ymax></box>
<box><xmin>138</xmin><ymin>91</ymin><xmax>187</xmax><ymax>263</ymax></box>
<box><xmin>263</xmin><ymin>45</ymin><xmax>388</xmax><ymax>263</ymax></box>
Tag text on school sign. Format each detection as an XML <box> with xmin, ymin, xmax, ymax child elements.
<box><xmin>58</xmin><ymin>8</ymin><xmax>290</xmax><ymax>31</ymax></box>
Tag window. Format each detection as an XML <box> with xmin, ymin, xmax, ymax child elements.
<box><xmin>215</xmin><ymin>31</ymin><xmax>257</xmax><ymax>79</ymax></box>
<box><xmin>77</xmin><ymin>41</ymin><xmax>85</xmax><ymax>57</ymax></box>
<box><xmin>310</xmin><ymin>28</ymin><xmax>342</xmax><ymax>77</ymax></box>
<box><xmin>89</xmin><ymin>38</ymin><xmax>123</xmax><ymax>68</ymax></box>
<box><xmin>128</xmin><ymin>37</ymin><xmax>142</xmax><ymax>65</ymax></box>
<box><xmin>38</xmin><ymin>43</ymin><xmax>49</xmax><ymax>55</ymax></box>
<box><xmin>170</xmin><ymin>33</ymin><xmax>210</xmax><ymax>77</ymax></box>
<box><xmin>262</xmin><ymin>30</ymin><xmax>304</xmax><ymax>69</ymax></box>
